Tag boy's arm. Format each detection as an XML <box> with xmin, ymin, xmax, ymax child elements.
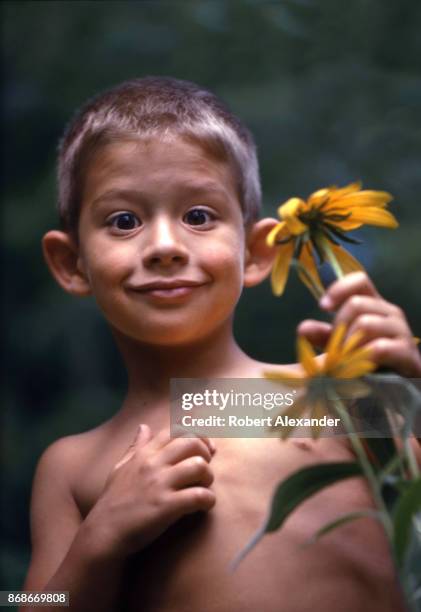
<box><xmin>21</xmin><ymin>426</ymin><xmax>216</xmax><ymax>612</ymax></box>
<box><xmin>21</xmin><ymin>438</ymin><xmax>127</xmax><ymax>612</ymax></box>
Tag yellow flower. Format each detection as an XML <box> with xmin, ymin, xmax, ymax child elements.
<box><xmin>267</xmin><ymin>182</ymin><xmax>398</xmax><ymax>296</ymax></box>
<box><xmin>264</xmin><ymin>323</ymin><xmax>377</xmax><ymax>439</ymax></box>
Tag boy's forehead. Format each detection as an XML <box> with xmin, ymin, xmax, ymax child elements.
<box><xmin>84</xmin><ymin>137</ymin><xmax>239</xmax><ymax>204</ymax></box>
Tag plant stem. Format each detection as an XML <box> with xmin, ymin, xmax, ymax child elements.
<box><xmin>291</xmin><ymin>259</ymin><xmax>324</xmax><ymax>300</ymax></box>
<box><xmin>374</xmin><ymin>373</ymin><xmax>421</xmax><ymax>481</ymax></box>
<box><xmin>329</xmin><ymin>391</ymin><xmax>393</xmax><ymax>540</ymax></box>
<box><xmin>319</xmin><ymin>235</ymin><xmax>345</xmax><ymax>279</ymax></box>
<box><xmin>404</xmin><ymin>437</ymin><xmax>420</xmax><ymax>479</ymax></box>
<box><xmin>385</xmin><ymin>406</ymin><xmax>419</xmax><ymax>480</ymax></box>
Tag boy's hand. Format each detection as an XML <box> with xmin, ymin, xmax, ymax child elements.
<box><xmin>297</xmin><ymin>271</ymin><xmax>421</xmax><ymax>377</ymax></box>
<box><xmin>85</xmin><ymin>425</ymin><xmax>216</xmax><ymax>558</ymax></box>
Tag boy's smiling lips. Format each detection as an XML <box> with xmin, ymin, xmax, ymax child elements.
<box><xmin>126</xmin><ymin>279</ymin><xmax>209</xmax><ymax>300</ymax></box>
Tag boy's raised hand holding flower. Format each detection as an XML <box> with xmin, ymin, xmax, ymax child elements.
<box><xmin>268</xmin><ymin>181</ymin><xmax>421</xmax><ymax>378</ymax></box>
<box><xmin>298</xmin><ymin>271</ymin><xmax>421</xmax><ymax>378</ymax></box>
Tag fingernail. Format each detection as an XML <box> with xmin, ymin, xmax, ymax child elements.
<box><xmin>209</xmin><ymin>439</ymin><xmax>216</xmax><ymax>454</ymax></box>
<box><xmin>319</xmin><ymin>295</ymin><xmax>333</xmax><ymax>310</ymax></box>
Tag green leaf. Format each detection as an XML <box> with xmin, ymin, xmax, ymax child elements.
<box><xmin>266</xmin><ymin>461</ymin><xmax>362</xmax><ymax>531</ymax></box>
<box><xmin>393</xmin><ymin>479</ymin><xmax>421</xmax><ymax>567</ymax></box>
<box><xmin>307</xmin><ymin>509</ymin><xmax>381</xmax><ymax>545</ymax></box>
<box><xmin>231</xmin><ymin>461</ymin><xmax>361</xmax><ymax>570</ymax></box>
<box><xmin>402</xmin><ymin>518</ymin><xmax>421</xmax><ymax>583</ymax></box>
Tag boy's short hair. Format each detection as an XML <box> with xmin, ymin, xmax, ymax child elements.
<box><xmin>57</xmin><ymin>76</ymin><xmax>262</xmax><ymax>236</ymax></box>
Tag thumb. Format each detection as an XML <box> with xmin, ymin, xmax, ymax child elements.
<box><xmin>297</xmin><ymin>320</ymin><xmax>332</xmax><ymax>350</ymax></box>
<box><xmin>135</xmin><ymin>423</ymin><xmax>152</xmax><ymax>446</ymax></box>
<box><xmin>114</xmin><ymin>424</ymin><xmax>152</xmax><ymax>471</ymax></box>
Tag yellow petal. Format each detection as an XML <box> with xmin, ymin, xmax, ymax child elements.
<box><xmin>278</xmin><ymin>198</ymin><xmax>308</xmax><ymax>235</ymax></box>
<box><xmin>345</xmin><ymin>207</ymin><xmax>399</xmax><ymax>229</ymax></box>
<box><xmin>335</xmin><ymin>359</ymin><xmax>377</xmax><ymax>378</ymax></box>
<box><xmin>297</xmin><ymin>335</ymin><xmax>319</xmax><ymax>376</ymax></box>
<box><xmin>328</xmin><ymin>181</ymin><xmax>362</xmax><ymax>200</ymax></box>
<box><xmin>342</xmin><ymin>330</ymin><xmax>365</xmax><ymax>355</ymax></box>
<box><xmin>330</xmin><ymin>244</ymin><xmax>364</xmax><ymax>274</ymax></box>
<box><xmin>340</xmin><ymin>344</ymin><xmax>373</xmax><ymax>364</ymax></box>
<box><xmin>297</xmin><ymin>243</ymin><xmax>324</xmax><ymax>294</ymax></box>
<box><xmin>308</xmin><ymin>188</ymin><xmax>330</xmax><ymax>208</ymax></box>
<box><xmin>324</xmin><ymin>323</ymin><xmax>347</xmax><ymax>371</ymax></box>
<box><xmin>332</xmin><ymin>344</ymin><xmax>374</xmax><ymax>374</ymax></box>
<box><xmin>271</xmin><ymin>242</ymin><xmax>295</xmax><ymax>296</ymax></box>
<box><xmin>263</xmin><ymin>368</ymin><xmax>307</xmax><ymax>381</ymax></box>
<box><xmin>333</xmin><ymin>218</ymin><xmax>365</xmax><ymax>231</ymax></box>
<box><xmin>328</xmin><ymin>191</ymin><xmax>392</xmax><ymax>209</ymax></box>
<box><xmin>278</xmin><ymin>197</ymin><xmax>305</xmax><ymax>218</ymax></box>
<box><xmin>266</xmin><ymin>221</ymin><xmax>287</xmax><ymax>247</ymax></box>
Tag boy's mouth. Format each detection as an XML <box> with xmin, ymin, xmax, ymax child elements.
<box><xmin>128</xmin><ymin>279</ymin><xmax>207</xmax><ymax>300</ymax></box>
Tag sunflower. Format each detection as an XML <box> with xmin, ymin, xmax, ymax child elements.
<box><xmin>267</xmin><ymin>182</ymin><xmax>398</xmax><ymax>296</ymax></box>
<box><xmin>264</xmin><ymin>323</ymin><xmax>376</xmax><ymax>439</ymax></box>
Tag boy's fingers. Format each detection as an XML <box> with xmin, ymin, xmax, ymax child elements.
<box><xmin>366</xmin><ymin>338</ymin><xmax>421</xmax><ymax>377</ymax></box>
<box><xmin>334</xmin><ymin>295</ymin><xmax>403</xmax><ymax>327</ymax></box>
<box><xmin>167</xmin><ymin>456</ymin><xmax>214</xmax><ymax>489</ymax></box>
<box><xmin>347</xmin><ymin>314</ymin><xmax>410</xmax><ymax>346</ymax></box>
<box><xmin>149</xmin><ymin>429</ymin><xmax>216</xmax><ymax>458</ymax></box>
<box><xmin>160</xmin><ymin>436</ymin><xmax>213</xmax><ymax>465</ymax></box>
<box><xmin>297</xmin><ymin>320</ymin><xmax>332</xmax><ymax>349</ymax></box>
<box><xmin>148</xmin><ymin>428</ymin><xmax>174</xmax><ymax>451</ymax></box>
<box><xmin>167</xmin><ymin>429</ymin><xmax>216</xmax><ymax>456</ymax></box>
<box><xmin>320</xmin><ymin>272</ymin><xmax>379</xmax><ymax>311</ymax></box>
<box><xmin>171</xmin><ymin>487</ymin><xmax>216</xmax><ymax>517</ymax></box>
<box><xmin>200</xmin><ymin>436</ymin><xmax>216</xmax><ymax>456</ymax></box>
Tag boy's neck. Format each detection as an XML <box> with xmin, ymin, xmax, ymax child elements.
<box><xmin>111</xmin><ymin>319</ymin><xmax>255</xmax><ymax>418</ymax></box>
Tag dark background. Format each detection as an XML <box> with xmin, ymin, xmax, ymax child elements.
<box><xmin>2</xmin><ymin>0</ymin><xmax>421</xmax><ymax>589</ymax></box>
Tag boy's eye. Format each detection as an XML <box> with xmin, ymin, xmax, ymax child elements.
<box><xmin>183</xmin><ymin>208</ymin><xmax>215</xmax><ymax>227</ymax></box>
<box><xmin>108</xmin><ymin>212</ymin><xmax>141</xmax><ymax>231</ymax></box>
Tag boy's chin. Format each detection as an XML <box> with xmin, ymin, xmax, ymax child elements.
<box><xmin>112</xmin><ymin>321</ymin><xmax>222</xmax><ymax>349</ymax></box>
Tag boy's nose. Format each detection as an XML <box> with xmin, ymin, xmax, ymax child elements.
<box><xmin>142</xmin><ymin>218</ymin><xmax>189</xmax><ymax>268</ymax></box>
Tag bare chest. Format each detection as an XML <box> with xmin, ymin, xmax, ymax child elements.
<box><xmin>74</xmin><ymin>437</ymin><xmax>403</xmax><ymax>612</ymax></box>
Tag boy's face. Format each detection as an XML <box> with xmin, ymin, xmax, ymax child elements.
<box><xmin>75</xmin><ymin>136</ymin><xmax>249</xmax><ymax>346</ymax></box>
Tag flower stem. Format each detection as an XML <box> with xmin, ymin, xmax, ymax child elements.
<box><xmin>386</xmin><ymin>405</ymin><xmax>419</xmax><ymax>480</ymax></box>
<box><xmin>291</xmin><ymin>259</ymin><xmax>324</xmax><ymax>300</ymax></box>
<box><xmin>404</xmin><ymin>437</ymin><xmax>420</xmax><ymax>479</ymax></box>
<box><xmin>329</xmin><ymin>391</ymin><xmax>393</xmax><ymax>540</ymax></box>
<box><xmin>319</xmin><ymin>236</ymin><xmax>345</xmax><ymax>279</ymax></box>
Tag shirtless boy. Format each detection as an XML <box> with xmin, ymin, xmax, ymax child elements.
<box><xmin>22</xmin><ymin>77</ymin><xmax>421</xmax><ymax>612</ymax></box>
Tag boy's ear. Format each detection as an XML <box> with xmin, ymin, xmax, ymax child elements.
<box><xmin>42</xmin><ymin>230</ymin><xmax>92</xmax><ymax>296</ymax></box>
<box><xmin>243</xmin><ymin>218</ymin><xmax>279</xmax><ymax>287</ymax></box>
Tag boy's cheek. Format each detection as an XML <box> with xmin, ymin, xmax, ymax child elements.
<box><xmin>202</xmin><ymin>229</ymin><xmax>245</xmax><ymax>268</ymax></box>
<box><xmin>80</xmin><ymin>241</ymin><xmax>137</xmax><ymax>280</ymax></box>
<box><xmin>204</xmin><ymin>244</ymin><xmax>245</xmax><ymax>291</ymax></box>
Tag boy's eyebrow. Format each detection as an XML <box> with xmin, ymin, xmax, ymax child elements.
<box><xmin>91</xmin><ymin>189</ymin><xmax>147</xmax><ymax>208</ymax></box>
<box><xmin>91</xmin><ymin>182</ymin><xmax>231</xmax><ymax>208</ymax></box>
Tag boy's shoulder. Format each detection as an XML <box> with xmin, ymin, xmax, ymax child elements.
<box><xmin>42</xmin><ymin>423</ymin><xmax>107</xmax><ymax>458</ymax></box>
<box><xmin>37</xmin><ymin>417</ymin><xmax>142</xmax><ymax>520</ymax></box>
<box><xmin>32</xmin><ymin>421</ymin><xmax>121</xmax><ymax>522</ymax></box>
<box><xmin>35</xmin><ymin>423</ymin><xmax>112</xmax><ymax>489</ymax></box>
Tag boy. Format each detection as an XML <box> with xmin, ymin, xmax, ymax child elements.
<box><xmin>22</xmin><ymin>77</ymin><xmax>421</xmax><ymax>611</ymax></box>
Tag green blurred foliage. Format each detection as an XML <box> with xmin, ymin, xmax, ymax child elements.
<box><xmin>2</xmin><ymin>0</ymin><xmax>421</xmax><ymax>589</ymax></box>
